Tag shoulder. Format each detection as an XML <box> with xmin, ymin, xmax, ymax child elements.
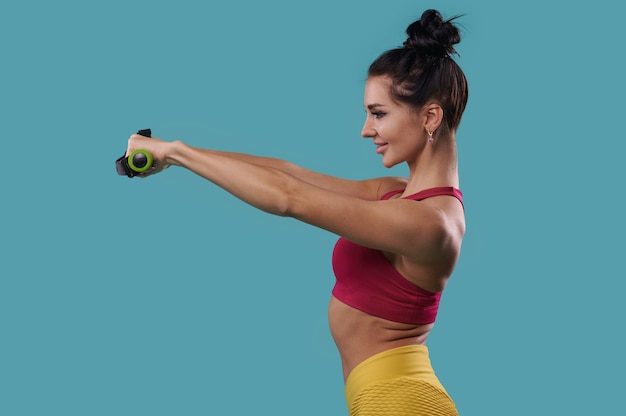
<box><xmin>371</xmin><ymin>176</ymin><xmax>409</xmax><ymax>200</ymax></box>
<box><xmin>397</xmin><ymin>197</ymin><xmax>465</xmax><ymax>290</ymax></box>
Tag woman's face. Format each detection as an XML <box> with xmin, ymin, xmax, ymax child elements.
<box><xmin>361</xmin><ymin>76</ymin><xmax>426</xmax><ymax>168</ymax></box>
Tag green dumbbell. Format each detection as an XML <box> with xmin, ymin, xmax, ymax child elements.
<box><xmin>126</xmin><ymin>148</ymin><xmax>153</xmax><ymax>173</ymax></box>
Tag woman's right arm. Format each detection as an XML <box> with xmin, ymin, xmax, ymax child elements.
<box><xmin>193</xmin><ymin>148</ymin><xmax>407</xmax><ymax>201</ymax></box>
<box><xmin>126</xmin><ymin>135</ymin><xmax>455</xmax><ymax>260</ymax></box>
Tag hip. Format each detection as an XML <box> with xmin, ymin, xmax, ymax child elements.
<box><xmin>345</xmin><ymin>345</ymin><xmax>458</xmax><ymax>416</ymax></box>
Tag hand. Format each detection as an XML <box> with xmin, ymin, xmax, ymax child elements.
<box><xmin>125</xmin><ymin>133</ymin><xmax>172</xmax><ymax>177</ymax></box>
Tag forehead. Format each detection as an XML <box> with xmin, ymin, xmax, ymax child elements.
<box><xmin>364</xmin><ymin>76</ymin><xmax>393</xmax><ymax>104</ymax></box>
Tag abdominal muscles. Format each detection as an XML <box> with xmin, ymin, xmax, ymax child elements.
<box><xmin>328</xmin><ymin>295</ymin><xmax>433</xmax><ymax>381</ymax></box>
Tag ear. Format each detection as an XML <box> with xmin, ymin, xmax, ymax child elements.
<box><xmin>422</xmin><ymin>103</ymin><xmax>444</xmax><ymax>133</ymax></box>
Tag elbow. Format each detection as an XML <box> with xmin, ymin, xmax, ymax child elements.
<box><xmin>270</xmin><ymin>172</ymin><xmax>296</xmax><ymax>217</ymax></box>
<box><xmin>274</xmin><ymin>195</ymin><xmax>292</xmax><ymax>217</ymax></box>
<box><xmin>275</xmin><ymin>175</ymin><xmax>303</xmax><ymax>218</ymax></box>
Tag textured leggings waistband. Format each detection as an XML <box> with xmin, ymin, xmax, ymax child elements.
<box><xmin>345</xmin><ymin>345</ymin><xmax>455</xmax><ymax>415</ymax></box>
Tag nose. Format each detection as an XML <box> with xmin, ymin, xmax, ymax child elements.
<box><xmin>361</xmin><ymin>116</ymin><xmax>375</xmax><ymax>138</ymax></box>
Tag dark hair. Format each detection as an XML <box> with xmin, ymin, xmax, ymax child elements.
<box><xmin>368</xmin><ymin>9</ymin><xmax>468</xmax><ymax>135</ymax></box>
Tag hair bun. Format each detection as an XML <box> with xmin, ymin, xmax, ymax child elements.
<box><xmin>403</xmin><ymin>9</ymin><xmax>461</xmax><ymax>58</ymax></box>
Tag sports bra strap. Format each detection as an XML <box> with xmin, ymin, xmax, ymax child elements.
<box><xmin>381</xmin><ymin>186</ymin><xmax>464</xmax><ymax>210</ymax></box>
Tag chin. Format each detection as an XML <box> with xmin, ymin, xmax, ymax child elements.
<box><xmin>381</xmin><ymin>155</ymin><xmax>399</xmax><ymax>169</ymax></box>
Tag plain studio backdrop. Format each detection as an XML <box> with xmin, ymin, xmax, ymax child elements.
<box><xmin>1</xmin><ymin>1</ymin><xmax>624</xmax><ymax>415</ymax></box>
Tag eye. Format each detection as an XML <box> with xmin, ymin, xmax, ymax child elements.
<box><xmin>371</xmin><ymin>111</ymin><xmax>386</xmax><ymax>119</ymax></box>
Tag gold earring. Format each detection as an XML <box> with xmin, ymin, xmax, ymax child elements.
<box><xmin>428</xmin><ymin>131</ymin><xmax>434</xmax><ymax>143</ymax></box>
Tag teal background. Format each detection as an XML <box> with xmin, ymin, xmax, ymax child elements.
<box><xmin>1</xmin><ymin>0</ymin><xmax>624</xmax><ymax>415</ymax></box>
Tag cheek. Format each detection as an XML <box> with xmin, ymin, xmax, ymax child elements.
<box><xmin>386</xmin><ymin>125</ymin><xmax>404</xmax><ymax>142</ymax></box>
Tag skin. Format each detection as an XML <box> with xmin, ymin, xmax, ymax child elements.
<box><xmin>125</xmin><ymin>75</ymin><xmax>465</xmax><ymax>381</ymax></box>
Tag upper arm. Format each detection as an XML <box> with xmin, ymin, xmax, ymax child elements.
<box><xmin>281</xmin><ymin>160</ymin><xmax>407</xmax><ymax>201</ymax></box>
<box><xmin>285</xmin><ymin>180</ymin><xmax>462</xmax><ymax>261</ymax></box>
<box><xmin>208</xmin><ymin>149</ymin><xmax>406</xmax><ymax>201</ymax></box>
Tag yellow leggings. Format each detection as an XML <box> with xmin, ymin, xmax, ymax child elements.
<box><xmin>345</xmin><ymin>345</ymin><xmax>458</xmax><ymax>416</ymax></box>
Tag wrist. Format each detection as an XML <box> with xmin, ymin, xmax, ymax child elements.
<box><xmin>164</xmin><ymin>140</ymin><xmax>188</xmax><ymax>167</ymax></box>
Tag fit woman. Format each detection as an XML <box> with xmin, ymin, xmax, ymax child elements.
<box><xmin>125</xmin><ymin>9</ymin><xmax>468</xmax><ymax>415</ymax></box>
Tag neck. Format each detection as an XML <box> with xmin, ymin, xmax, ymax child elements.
<box><xmin>404</xmin><ymin>135</ymin><xmax>459</xmax><ymax>193</ymax></box>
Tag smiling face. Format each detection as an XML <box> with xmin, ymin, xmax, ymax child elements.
<box><xmin>361</xmin><ymin>76</ymin><xmax>427</xmax><ymax>168</ymax></box>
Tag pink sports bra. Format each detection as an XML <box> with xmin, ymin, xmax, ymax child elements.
<box><xmin>331</xmin><ymin>187</ymin><xmax>463</xmax><ymax>325</ymax></box>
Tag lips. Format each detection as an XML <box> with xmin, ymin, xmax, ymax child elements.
<box><xmin>374</xmin><ymin>141</ymin><xmax>388</xmax><ymax>154</ymax></box>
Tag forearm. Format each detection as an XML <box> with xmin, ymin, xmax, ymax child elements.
<box><xmin>166</xmin><ymin>141</ymin><xmax>294</xmax><ymax>216</ymax></box>
<box><xmin>188</xmin><ymin>147</ymin><xmax>379</xmax><ymax>199</ymax></box>
<box><xmin>198</xmin><ymin>148</ymin><xmax>293</xmax><ymax>172</ymax></box>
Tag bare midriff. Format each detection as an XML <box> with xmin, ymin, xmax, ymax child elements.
<box><xmin>328</xmin><ymin>295</ymin><xmax>434</xmax><ymax>381</ymax></box>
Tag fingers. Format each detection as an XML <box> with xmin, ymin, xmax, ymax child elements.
<box><xmin>136</xmin><ymin>163</ymin><xmax>169</xmax><ymax>178</ymax></box>
<box><xmin>123</xmin><ymin>132</ymin><xmax>171</xmax><ymax>177</ymax></box>
<box><xmin>118</xmin><ymin>129</ymin><xmax>170</xmax><ymax>178</ymax></box>
<box><xmin>126</xmin><ymin>133</ymin><xmax>144</xmax><ymax>152</ymax></box>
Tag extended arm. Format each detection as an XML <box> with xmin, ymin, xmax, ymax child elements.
<box><xmin>126</xmin><ymin>134</ymin><xmax>457</xmax><ymax>261</ymax></box>
<box><xmin>183</xmin><ymin>147</ymin><xmax>407</xmax><ymax>201</ymax></box>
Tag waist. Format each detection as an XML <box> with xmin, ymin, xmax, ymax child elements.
<box><xmin>329</xmin><ymin>296</ymin><xmax>432</xmax><ymax>379</ymax></box>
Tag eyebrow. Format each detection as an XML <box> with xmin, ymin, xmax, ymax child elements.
<box><xmin>367</xmin><ymin>103</ymin><xmax>386</xmax><ymax>110</ymax></box>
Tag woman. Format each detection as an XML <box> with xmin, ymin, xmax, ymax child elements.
<box><xmin>125</xmin><ymin>9</ymin><xmax>468</xmax><ymax>415</ymax></box>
